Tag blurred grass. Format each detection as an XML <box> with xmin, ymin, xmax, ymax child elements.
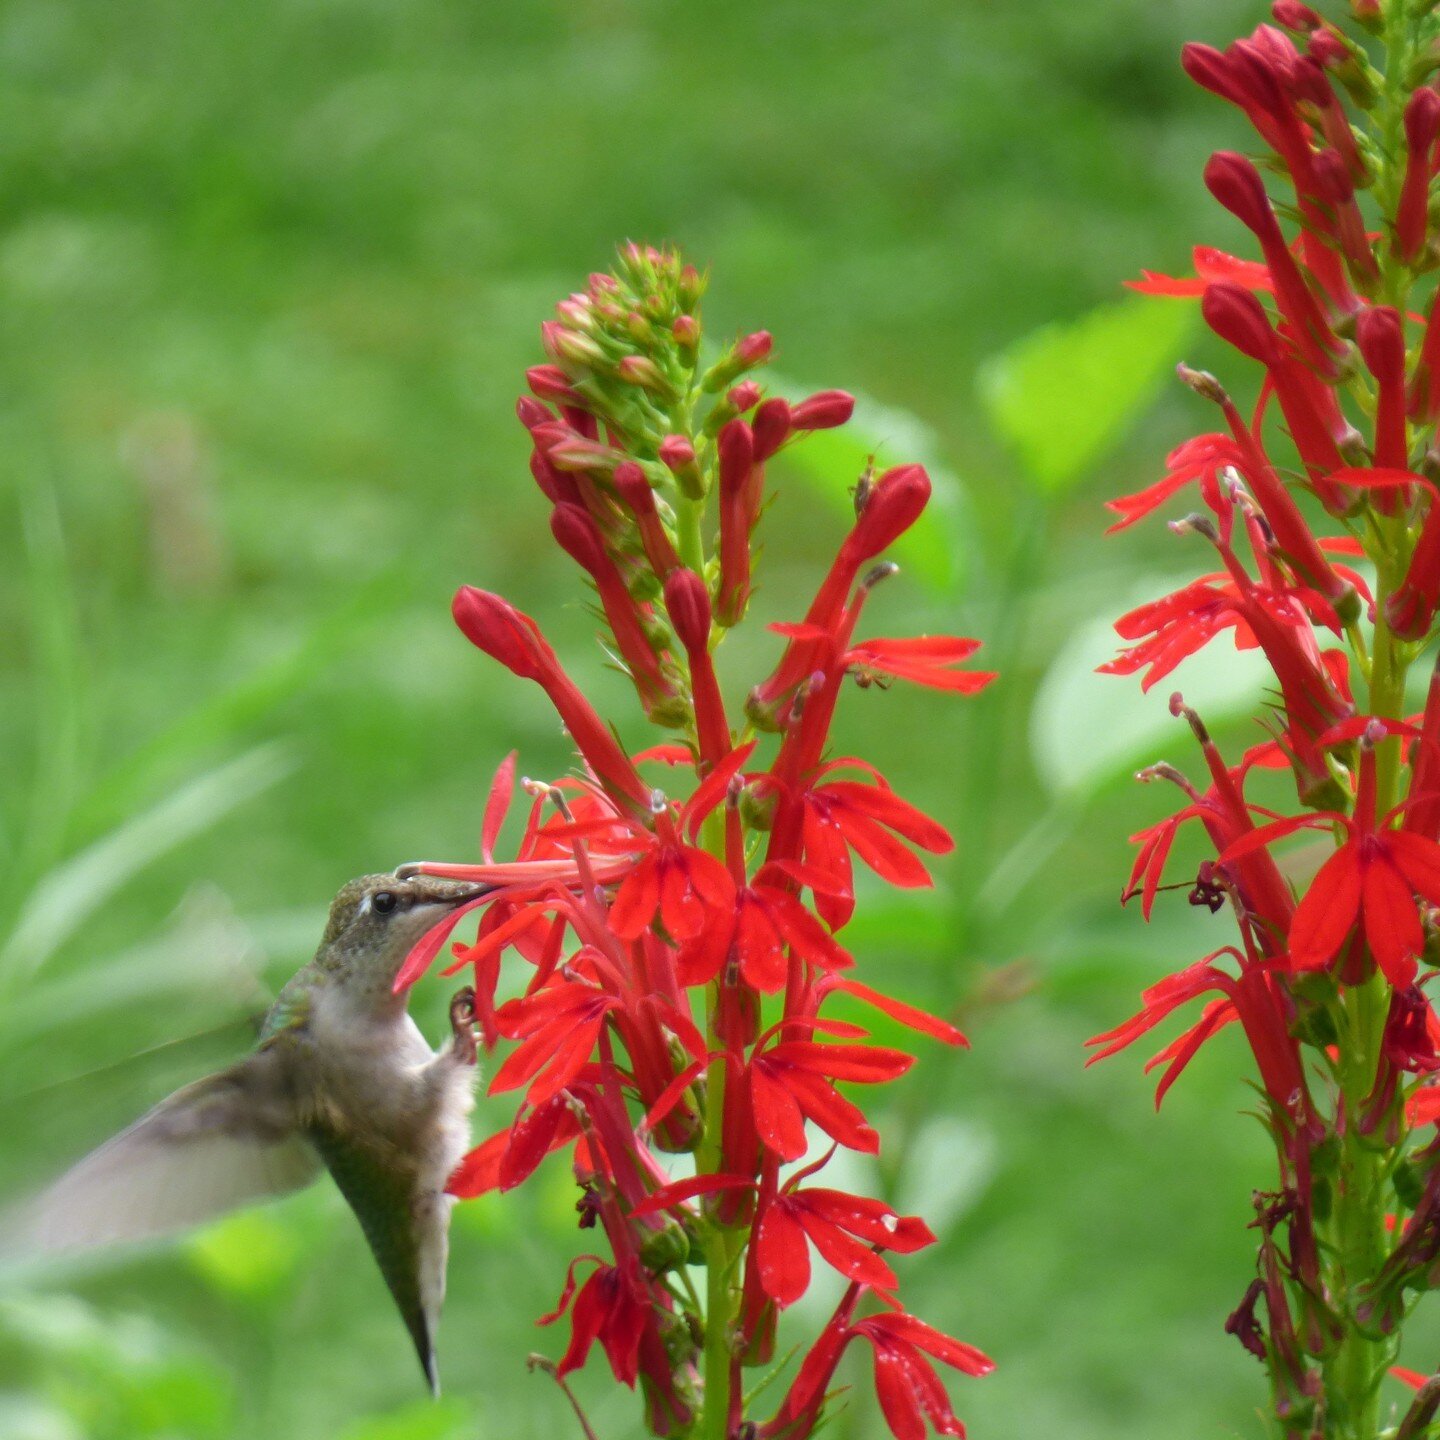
<box><xmin>6</xmin><ymin>0</ymin><xmax>1432</xmax><ymax>1436</ymax></box>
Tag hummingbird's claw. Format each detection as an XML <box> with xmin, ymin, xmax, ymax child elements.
<box><xmin>449</xmin><ymin>986</ymin><xmax>478</xmax><ymax>1065</ymax></box>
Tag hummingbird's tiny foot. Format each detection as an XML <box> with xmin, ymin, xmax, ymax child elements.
<box><xmin>449</xmin><ymin>986</ymin><xmax>478</xmax><ymax>1065</ymax></box>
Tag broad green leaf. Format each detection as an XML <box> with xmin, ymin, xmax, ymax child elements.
<box><xmin>775</xmin><ymin>385</ymin><xmax>971</xmax><ymax>594</ymax></box>
<box><xmin>1029</xmin><ymin>583</ymin><xmax>1270</xmax><ymax>798</ymax></box>
<box><xmin>979</xmin><ymin>295</ymin><xmax>1194</xmax><ymax>494</ymax></box>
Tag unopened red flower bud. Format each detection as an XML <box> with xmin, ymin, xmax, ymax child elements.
<box><xmin>663</xmin><ymin>568</ymin><xmax>712</xmax><ymax>653</ymax></box>
<box><xmin>587</xmin><ymin>271</ymin><xmax>618</xmax><ymax>295</ymax></box>
<box><xmin>1182</xmin><ymin>44</ymin><xmax>1243</xmax><ymax>106</ymax></box>
<box><xmin>1397</xmin><ymin>89</ymin><xmax>1440</xmax><ymax>262</ymax></box>
<box><xmin>555</xmin><ymin>295</ymin><xmax>594</xmax><ymax>330</ymax></box>
<box><xmin>1205</xmin><ymin>151</ymin><xmax>1275</xmax><ymax>236</ymax></box>
<box><xmin>678</xmin><ymin>263</ymin><xmax>704</xmax><ymax>309</ymax></box>
<box><xmin>453</xmin><ymin>586</ymin><xmax>547</xmax><ymax>682</ymax></box>
<box><xmin>752</xmin><ymin>398</ymin><xmax>793</xmax><ymax>461</ymax></box>
<box><xmin>672</xmin><ymin>314</ymin><xmax>700</xmax><ymax>351</ymax></box>
<box><xmin>728</xmin><ymin>381</ymin><xmax>762</xmax><ymax>413</ymax></box>
<box><xmin>851</xmin><ymin>465</ymin><xmax>931</xmax><ymax>558</ymax></box>
<box><xmin>1349</xmin><ymin>0</ymin><xmax>1381</xmax><ymax>30</ymax></box>
<box><xmin>738</xmin><ymin>331</ymin><xmax>772</xmax><ymax>365</ymax></box>
<box><xmin>517</xmin><ymin>395</ymin><xmax>554</xmax><ymax>432</ymax></box>
<box><xmin>526</xmin><ymin>366</ymin><xmax>580</xmax><ymax>405</ymax></box>
<box><xmin>549</xmin><ymin>501</ymin><xmax>608</xmax><ymax>574</ymax></box>
<box><xmin>1202</xmin><ymin>284</ymin><xmax>1281</xmax><ymax>365</ymax></box>
<box><xmin>1358</xmin><ymin>305</ymin><xmax>1410</xmax><ymax>472</ymax></box>
<box><xmin>659</xmin><ymin>435</ymin><xmax>696</xmax><ymax>470</ymax></box>
<box><xmin>1313</xmin><ymin>27</ymin><xmax>1353</xmax><ymax>66</ymax></box>
<box><xmin>617</xmin><ymin>354</ymin><xmax>666</xmax><ymax>391</ymax></box>
<box><xmin>529</xmin><ymin>449</ymin><xmax>581</xmax><ymax>506</ymax></box>
<box><xmin>701</xmin><ymin>332</ymin><xmax>774</xmax><ymax>392</ymax></box>
<box><xmin>542</xmin><ymin>320</ymin><xmax>604</xmax><ymax>370</ymax></box>
<box><xmin>658</xmin><ymin>434</ymin><xmax>705</xmax><ymax>498</ymax></box>
<box><xmin>1272</xmin><ymin>0</ymin><xmax>1320</xmax><ymax>30</ymax></box>
<box><xmin>791</xmin><ymin>389</ymin><xmax>855</xmax><ymax>432</ymax></box>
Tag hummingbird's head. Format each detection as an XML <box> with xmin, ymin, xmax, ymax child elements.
<box><xmin>319</xmin><ymin>872</ymin><xmax>489</xmax><ymax>981</ymax></box>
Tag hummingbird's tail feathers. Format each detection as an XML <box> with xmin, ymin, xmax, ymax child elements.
<box><xmin>0</xmin><ymin>1050</ymin><xmax>320</xmax><ymax>1265</ymax></box>
<box><xmin>308</xmin><ymin>1123</ymin><xmax>448</xmax><ymax>1395</ymax></box>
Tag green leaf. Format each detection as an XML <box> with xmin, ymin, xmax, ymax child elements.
<box><xmin>774</xmin><ymin>385</ymin><xmax>972</xmax><ymax>594</ymax></box>
<box><xmin>0</xmin><ymin>744</ymin><xmax>295</xmax><ymax>990</ymax></box>
<box><xmin>1029</xmin><ymin>586</ymin><xmax>1270</xmax><ymax>798</ymax></box>
<box><xmin>978</xmin><ymin>295</ymin><xmax>1194</xmax><ymax>494</ymax></box>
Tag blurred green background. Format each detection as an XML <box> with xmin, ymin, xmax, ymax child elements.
<box><xmin>5</xmin><ymin>1</ymin><xmax>1432</xmax><ymax>1437</ymax></box>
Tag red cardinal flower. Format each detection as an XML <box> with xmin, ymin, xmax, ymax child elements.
<box><xmin>748</xmin><ymin>1036</ymin><xmax>914</xmax><ymax>1160</ymax></box>
<box><xmin>756</xmin><ymin>1184</ymin><xmax>935</xmax><ymax>1307</ymax></box>
<box><xmin>1223</xmin><ymin>730</ymin><xmax>1440</xmax><ymax>986</ymax></box>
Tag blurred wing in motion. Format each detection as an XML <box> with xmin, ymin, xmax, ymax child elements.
<box><xmin>1</xmin><ymin>1045</ymin><xmax>320</xmax><ymax>1261</ymax></box>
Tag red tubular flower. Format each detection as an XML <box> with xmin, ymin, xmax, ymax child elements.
<box><xmin>1387</xmin><ymin>489</ymin><xmax>1440</xmax><ymax>640</ymax></box>
<box><xmin>489</xmin><ymin>975</ymin><xmax>620</xmax><ymax>1105</ymax></box>
<box><xmin>664</xmin><ymin>568</ymin><xmax>731</xmax><ymax>768</ymax></box>
<box><xmin>550</xmin><ymin>502</ymin><xmax>672</xmax><ymax>707</ymax></box>
<box><xmin>609</xmin><ymin>832</ymin><xmax>737</xmax><ymax>945</ymax></box>
<box><xmin>1398</xmin><ymin>88</ymin><xmax>1440</xmax><ymax>262</ymax></box>
<box><xmin>1127</xmin><ymin>244</ymin><xmax>1276</xmax><ymax>299</ymax></box>
<box><xmin>1204</xmin><ymin>152</ymin><xmax>1342</xmax><ymax>372</ymax></box>
<box><xmin>717</xmin><ymin>419</ymin><xmax>759</xmax><ymax>626</ymax></box>
<box><xmin>795</xmin><ymin>767</ymin><xmax>955</xmax><ymax>930</ymax></box>
<box><xmin>1200</xmin><ymin>283</ymin><xmax>1348</xmax><ymax>484</ymax></box>
<box><xmin>452</xmin><ymin>587</ymin><xmax>650</xmax><ymax>812</ymax></box>
<box><xmin>614</xmin><ymin>462</ymin><xmax>683</xmax><ymax>579</ymax></box>
<box><xmin>754</xmin><ymin>466</ymin><xmax>932</xmax><ymax>714</ymax></box>
<box><xmin>1357</xmin><ymin>307</ymin><xmax>1412</xmax><ymax>476</ymax></box>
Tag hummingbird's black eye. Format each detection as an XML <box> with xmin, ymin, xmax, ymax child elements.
<box><xmin>371</xmin><ymin>890</ymin><xmax>398</xmax><ymax>915</ymax></box>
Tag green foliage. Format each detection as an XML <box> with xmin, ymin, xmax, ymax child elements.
<box><xmin>978</xmin><ymin>296</ymin><xmax>1196</xmax><ymax>493</ymax></box>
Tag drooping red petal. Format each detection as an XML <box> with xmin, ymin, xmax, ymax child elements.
<box><xmin>1288</xmin><ymin>843</ymin><xmax>1364</xmax><ymax>969</ymax></box>
<box><xmin>482</xmin><ymin>750</ymin><xmax>518</xmax><ymax>861</ymax></box>
<box><xmin>756</xmin><ymin>1198</ymin><xmax>812</xmax><ymax>1305</ymax></box>
<box><xmin>1362</xmin><ymin>856</ymin><xmax>1424</xmax><ymax>988</ymax></box>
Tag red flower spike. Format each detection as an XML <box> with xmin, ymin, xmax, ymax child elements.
<box><xmin>1398</xmin><ymin>88</ymin><xmax>1440</xmax><ymax>262</ymax></box>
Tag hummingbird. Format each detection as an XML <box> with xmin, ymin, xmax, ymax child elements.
<box><xmin>4</xmin><ymin>869</ymin><xmax>488</xmax><ymax>1396</ymax></box>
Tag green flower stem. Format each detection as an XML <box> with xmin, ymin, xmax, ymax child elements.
<box><xmin>1324</xmin><ymin>969</ymin><xmax>1394</xmax><ymax>1440</ymax></box>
